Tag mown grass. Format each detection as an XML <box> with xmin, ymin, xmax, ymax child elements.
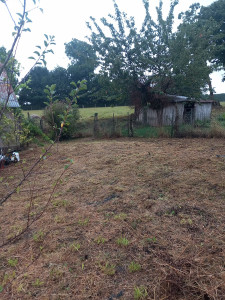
<box><xmin>1</xmin><ymin>138</ymin><xmax>225</xmax><ymax>299</ymax></box>
<box><xmin>23</xmin><ymin>106</ymin><xmax>134</xmax><ymax>120</ymax></box>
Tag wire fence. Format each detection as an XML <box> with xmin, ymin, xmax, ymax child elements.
<box><xmin>76</xmin><ymin>106</ymin><xmax>225</xmax><ymax>139</ymax></box>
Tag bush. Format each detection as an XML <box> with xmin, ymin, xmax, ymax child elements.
<box><xmin>44</xmin><ymin>101</ymin><xmax>80</xmax><ymax>140</ymax></box>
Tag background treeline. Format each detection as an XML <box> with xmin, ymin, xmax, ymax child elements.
<box><xmin>4</xmin><ymin>0</ymin><xmax>225</xmax><ymax>110</ymax></box>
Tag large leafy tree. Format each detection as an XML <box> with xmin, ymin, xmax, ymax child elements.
<box><xmin>65</xmin><ymin>38</ymin><xmax>100</xmax><ymax>106</ymax></box>
<box><xmin>19</xmin><ymin>67</ymin><xmax>50</xmax><ymax>109</ymax></box>
<box><xmin>169</xmin><ymin>3</ymin><xmax>218</xmax><ymax>98</ymax></box>
<box><xmin>199</xmin><ymin>0</ymin><xmax>225</xmax><ymax>80</ymax></box>
<box><xmin>0</xmin><ymin>46</ymin><xmax>20</xmax><ymax>89</ymax></box>
<box><xmin>86</xmin><ymin>0</ymin><xmax>221</xmax><ymax>108</ymax></box>
<box><xmin>49</xmin><ymin>66</ymin><xmax>70</xmax><ymax>100</ymax></box>
<box><xmin>86</xmin><ymin>0</ymin><xmax>193</xmax><ymax>109</ymax></box>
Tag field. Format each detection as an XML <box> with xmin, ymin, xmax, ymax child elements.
<box><xmin>0</xmin><ymin>138</ymin><xmax>225</xmax><ymax>299</ymax></box>
<box><xmin>23</xmin><ymin>106</ymin><xmax>134</xmax><ymax>120</ymax></box>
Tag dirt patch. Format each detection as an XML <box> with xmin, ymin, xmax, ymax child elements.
<box><xmin>0</xmin><ymin>138</ymin><xmax>225</xmax><ymax>299</ymax></box>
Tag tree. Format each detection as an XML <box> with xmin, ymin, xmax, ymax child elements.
<box><xmin>19</xmin><ymin>67</ymin><xmax>50</xmax><ymax>109</ymax></box>
<box><xmin>0</xmin><ymin>46</ymin><xmax>20</xmax><ymax>89</ymax></box>
<box><xmin>49</xmin><ymin>66</ymin><xmax>71</xmax><ymax>100</ymax></box>
<box><xmin>198</xmin><ymin>0</ymin><xmax>225</xmax><ymax>80</ymax></box>
<box><xmin>65</xmin><ymin>38</ymin><xmax>99</xmax><ymax>107</ymax></box>
<box><xmin>86</xmin><ymin>0</ymin><xmax>187</xmax><ymax>110</ymax></box>
<box><xmin>169</xmin><ymin>3</ymin><xmax>216</xmax><ymax>98</ymax></box>
<box><xmin>86</xmin><ymin>0</ymin><xmax>222</xmax><ymax>109</ymax></box>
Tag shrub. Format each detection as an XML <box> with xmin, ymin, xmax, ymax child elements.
<box><xmin>44</xmin><ymin>101</ymin><xmax>80</xmax><ymax>139</ymax></box>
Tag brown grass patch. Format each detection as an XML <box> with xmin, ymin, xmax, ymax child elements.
<box><xmin>0</xmin><ymin>138</ymin><xmax>225</xmax><ymax>299</ymax></box>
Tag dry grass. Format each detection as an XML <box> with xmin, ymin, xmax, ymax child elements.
<box><xmin>0</xmin><ymin>138</ymin><xmax>225</xmax><ymax>299</ymax></box>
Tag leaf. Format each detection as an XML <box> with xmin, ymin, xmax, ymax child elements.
<box><xmin>28</xmin><ymin>56</ymin><xmax>35</xmax><ymax>60</ymax></box>
<box><xmin>16</xmin><ymin>187</ymin><xmax>20</xmax><ymax>194</ymax></box>
<box><xmin>0</xmin><ymin>177</ymin><xmax>3</xmax><ymax>182</ymax></box>
<box><xmin>16</xmin><ymin>13</ymin><xmax>23</xmax><ymax>18</ymax></box>
<box><xmin>0</xmin><ymin>285</ymin><xmax>3</xmax><ymax>292</ymax></box>
<box><xmin>36</xmin><ymin>45</ymin><xmax>41</xmax><ymax>49</ymax></box>
<box><xmin>39</xmin><ymin>8</ymin><xmax>44</xmax><ymax>13</ymax></box>
<box><xmin>64</xmin><ymin>164</ymin><xmax>69</xmax><ymax>170</ymax></box>
<box><xmin>34</xmin><ymin>51</ymin><xmax>40</xmax><ymax>56</ymax></box>
<box><xmin>23</xmin><ymin>28</ymin><xmax>31</xmax><ymax>32</ymax></box>
<box><xmin>44</xmin><ymin>34</ymin><xmax>49</xmax><ymax>40</ymax></box>
<box><xmin>44</xmin><ymin>40</ymin><xmax>48</xmax><ymax>47</ymax></box>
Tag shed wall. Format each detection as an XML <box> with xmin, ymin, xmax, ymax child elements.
<box><xmin>137</xmin><ymin>102</ymin><xmax>212</xmax><ymax>126</ymax></box>
<box><xmin>194</xmin><ymin>103</ymin><xmax>212</xmax><ymax>121</ymax></box>
<box><xmin>138</xmin><ymin>104</ymin><xmax>184</xmax><ymax>126</ymax></box>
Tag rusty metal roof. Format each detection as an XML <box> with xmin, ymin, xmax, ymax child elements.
<box><xmin>0</xmin><ymin>66</ymin><xmax>20</xmax><ymax>108</ymax></box>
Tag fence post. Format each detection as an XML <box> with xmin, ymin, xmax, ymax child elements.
<box><xmin>128</xmin><ymin>114</ymin><xmax>134</xmax><ymax>137</ymax></box>
<box><xmin>112</xmin><ymin>113</ymin><xmax>116</xmax><ymax>136</ymax></box>
<box><xmin>93</xmin><ymin>113</ymin><xmax>99</xmax><ymax>138</ymax></box>
<box><xmin>40</xmin><ymin>117</ymin><xmax>44</xmax><ymax>131</ymax></box>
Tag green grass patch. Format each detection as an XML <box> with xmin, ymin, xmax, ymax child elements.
<box><xmin>23</xmin><ymin>106</ymin><xmax>134</xmax><ymax>121</ymax></box>
<box><xmin>129</xmin><ymin>125</ymin><xmax>173</xmax><ymax>138</ymax></box>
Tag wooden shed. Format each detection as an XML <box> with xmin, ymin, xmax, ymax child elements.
<box><xmin>137</xmin><ymin>95</ymin><xmax>213</xmax><ymax>126</ymax></box>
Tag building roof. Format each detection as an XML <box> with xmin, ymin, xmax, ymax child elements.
<box><xmin>167</xmin><ymin>95</ymin><xmax>213</xmax><ymax>103</ymax></box>
<box><xmin>0</xmin><ymin>65</ymin><xmax>20</xmax><ymax>108</ymax></box>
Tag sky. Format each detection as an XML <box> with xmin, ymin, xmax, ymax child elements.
<box><xmin>0</xmin><ymin>0</ymin><xmax>224</xmax><ymax>93</ymax></box>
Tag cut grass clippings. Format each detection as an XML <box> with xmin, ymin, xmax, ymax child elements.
<box><xmin>0</xmin><ymin>138</ymin><xmax>225</xmax><ymax>299</ymax></box>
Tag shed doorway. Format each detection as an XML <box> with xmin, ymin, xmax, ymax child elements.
<box><xmin>183</xmin><ymin>102</ymin><xmax>194</xmax><ymax>124</ymax></box>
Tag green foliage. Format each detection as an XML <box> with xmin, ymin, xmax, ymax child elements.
<box><xmin>199</xmin><ymin>0</ymin><xmax>225</xmax><ymax>78</ymax></box>
<box><xmin>19</xmin><ymin>67</ymin><xmax>50</xmax><ymax>109</ymax></box>
<box><xmin>70</xmin><ymin>242</ymin><xmax>81</xmax><ymax>251</ymax></box>
<box><xmin>0</xmin><ymin>46</ymin><xmax>20</xmax><ymax>88</ymax></box>
<box><xmin>95</xmin><ymin>237</ymin><xmax>107</xmax><ymax>244</ymax></box>
<box><xmin>43</xmin><ymin>81</ymin><xmax>87</xmax><ymax>140</ymax></box>
<box><xmin>134</xmin><ymin>286</ymin><xmax>148</xmax><ymax>299</ymax></box>
<box><xmin>100</xmin><ymin>262</ymin><xmax>116</xmax><ymax>276</ymax></box>
<box><xmin>128</xmin><ymin>261</ymin><xmax>141</xmax><ymax>273</ymax></box>
<box><xmin>116</xmin><ymin>236</ymin><xmax>129</xmax><ymax>246</ymax></box>
<box><xmin>44</xmin><ymin>101</ymin><xmax>80</xmax><ymax>139</ymax></box>
<box><xmin>86</xmin><ymin>0</ymin><xmax>181</xmax><ymax>105</ymax></box>
<box><xmin>0</xmin><ymin>107</ymin><xmax>31</xmax><ymax>148</ymax></box>
<box><xmin>7</xmin><ymin>258</ymin><xmax>18</xmax><ymax>267</ymax></box>
<box><xmin>32</xmin><ymin>231</ymin><xmax>44</xmax><ymax>242</ymax></box>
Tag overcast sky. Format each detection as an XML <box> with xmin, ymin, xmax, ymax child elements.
<box><xmin>0</xmin><ymin>0</ymin><xmax>224</xmax><ymax>93</ymax></box>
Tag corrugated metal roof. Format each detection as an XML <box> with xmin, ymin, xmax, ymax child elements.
<box><xmin>166</xmin><ymin>95</ymin><xmax>213</xmax><ymax>103</ymax></box>
<box><xmin>0</xmin><ymin>66</ymin><xmax>20</xmax><ymax>108</ymax></box>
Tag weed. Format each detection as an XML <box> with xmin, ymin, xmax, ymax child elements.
<box><xmin>52</xmin><ymin>199</ymin><xmax>68</xmax><ymax>208</ymax></box>
<box><xmin>54</xmin><ymin>215</ymin><xmax>65</xmax><ymax>223</ymax></box>
<box><xmin>128</xmin><ymin>261</ymin><xmax>141</xmax><ymax>273</ymax></box>
<box><xmin>50</xmin><ymin>267</ymin><xmax>64</xmax><ymax>281</ymax></box>
<box><xmin>104</xmin><ymin>212</ymin><xmax>114</xmax><ymax>219</ymax></box>
<box><xmin>134</xmin><ymin>286</ymin><xmax>148</xmax><ymax>299</ymax></box>
<box><xmin>78</xmin><ymin>218</ymin><xmax>89</xmax><ymax>226</ymax></box>
<box><xmin>32</xmin><ymin>231</ymin><xmax>44</xmax><ymax>242</ymax></box>
<box><xmin>180</xmin><ymin>218</ymin><xmax>193</xmax><ymax>225</ymax></box>
<box><xmin>95</xmin><ymin>237</ymin><xmax>107</xmax><ymax>244</ymax></box>
<box><xmin>32</xmin><ymin>278</ymin><xmax>44</xmax><ymax>287</ymax></box>
<box><xmin>70</xmin><ymin>242</ymin><xmax>81</xmax><ymax>251</ymax></box>
<box><xmin>7</xmin><ymin>258</ymin><xmax>18</xmax><ymax>267</ymax></box>
<box><xmin>101</xmin><ymin>262</ymin><xmax>116</xmax><ymax>276</ymax></box>
<box><xmin>114</xmin><ymin>213</ymin><xmax>127</xmax><ymax>221</ymax></box>
<box><xmin>116</xmin><ymin>237</ymin><xmax>129</xmax><ymax>247</ymax></box>
<box><xmin>146</xmin><ymin>237</ymin><xmax>157</xmax><ymax>243</ymax></box>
